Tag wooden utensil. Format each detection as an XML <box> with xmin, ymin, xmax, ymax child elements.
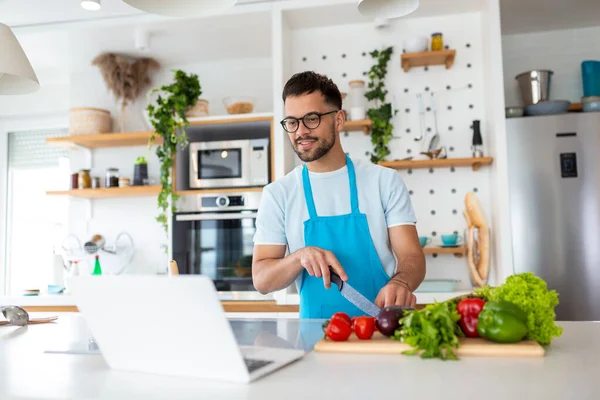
<box><xmin>168</xmin><ymin>260</ymin><xmax>179</xmax><ymax>276</ymax></box>
<box><xmin>314</xmin><ymin>332</ymin><xmax>545</xmax><ymax>358</ymax></box>
<box><xmin>0</xmin><ymin>316</ymin><xmax>59</xmax><ymax>326</ymax></box>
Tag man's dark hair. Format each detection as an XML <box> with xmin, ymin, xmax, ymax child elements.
<box><xmin>282</xmin><ymin>71</ymin><xmax>342</xmax><ymax>110</ymax></box>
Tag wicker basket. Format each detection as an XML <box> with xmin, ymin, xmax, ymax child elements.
<box><xmin>69</xmin><ymin>107</ymin><xmax>112</xmax><ymax>136</ymax></box>
<box><xmin>185</xmin><ymin>99</ymin><xmax>209</xmax><ymax>118</ymax></box>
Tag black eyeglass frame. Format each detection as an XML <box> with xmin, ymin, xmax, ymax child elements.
<box><xmin>280</xmin><ymin>110</ymin><xmax>339</xmax><ymax>133</ymax></box>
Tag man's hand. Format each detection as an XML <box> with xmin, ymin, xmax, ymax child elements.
<box><xmin>297</xmin><ymin>246</ymin><xmax>348</xmax><ymax>289</ymax></box>
<box><xmin>375</xmin><ymin>281</ymin><xmax>416</xmax><ymax>308</ymax></box>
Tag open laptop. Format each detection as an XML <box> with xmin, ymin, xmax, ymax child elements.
<box><xmin>67</xmin><ymin>275</ymin><xmax>306</xmax><ymax>384</ymax></box>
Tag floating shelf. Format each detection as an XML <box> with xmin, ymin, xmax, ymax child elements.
<box><xmin>46</xmin><ymin>186</ymin><xmax>161</xmax><ymax>199</ymax></box>
<box><xmin>46</xmin><ymin>131</ymin><xmax>160</xmax><ymax>150</ymax></box>
<box><xmin>401</xmin><ymin>49</ymin><xmax>456</xmax><ymax>72</ymax></box>
<box><xmin>177</xmin><ymin>187</ymin><xmax>264</xmax><ymax>195</ymax></box>
<box><xmin>187</xmin><ymin>112</ymin><xmax>274</xmax><ymax>126</ymax></box>
<box><xmin>379</xmin><ymin>157</ymin><xmax>493</xmax><ymax>171</ymax></box>
<box><xmin>423</xmin><ymin>247</ymin><xmax>467</xmax><ymax>258</ymax></box>
<box><xmin>342</xmin><ymin>119</ymin><xmax>372</xmax><ymax>135</ymax></box>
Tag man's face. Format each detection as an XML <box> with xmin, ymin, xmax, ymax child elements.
<box><xmin>283</xmin><ymin>92</ymin><xmax>339</xmax><ymax>162</ymax></box>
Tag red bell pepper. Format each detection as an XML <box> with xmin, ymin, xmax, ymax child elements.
<box><xmin>323</xmin><ymin>316</ymin><xmax>352</xmax><ymax>341</ymax></box>
<box><xmin>457</xmin><ymin>298</ymin><xmax>486</xmax><ymax>338</ymax></box>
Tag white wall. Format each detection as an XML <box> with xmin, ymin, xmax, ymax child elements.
<box><xmin>502</xmin><ymin>25</ymin><xmax>600</xmax><ymax>107</ymax></box>
<box><xmin>287</xmin><ymin>12</ymin><xmax>493</xmax><ymax>290</ymax></box>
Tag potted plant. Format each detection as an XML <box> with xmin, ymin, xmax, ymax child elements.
<box><xmin>366</xmin><ymin>46</ymin><xmax>396</xmax><ymax>164</ymax></box>
<box><xmin>146</xmin><ymin>69</ymin><xmax>202</xmax><ymax>235</ymax></box>
<box><xmin>133</xmin><ymin>156</ymin><xmax>148</xmax><ymax>186</ymax></box>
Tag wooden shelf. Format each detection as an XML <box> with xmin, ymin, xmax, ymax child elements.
<box><xmin>401</xmin><ymin>49</ymin><xmax>456</xmax><ymax>72</ymax></box>
<box><xmin>423</xmin><ymin>247</ymin><xmax>467</xmax><ymax>258</ymax></box>
<box><xmin>187</xmin><ymin>112</ymin><xmax>274</xmax><ymax>126</ymax></box>
<box><xmin>176</xmin><ymin>187</ymin><xmax>263</xmax><ymax>195</ymax></box>
<box><xmin>46</xmin><ymin>186</ymin><xmax>161</xmax><ymax>199</ymax></box>
<box><xmin>342</xmin><ymin>119</ymin><xmax>372</xmax><ymax>135</ymax></box>
<box><xmin>46</xmin><ymin>131</ymin><xmax>161</xmax><ymax>149</ymax></box>
<box><xmin>379</xmin><ymin>157</ymin><xmax>493</xmax><ymax>171</ymax></box>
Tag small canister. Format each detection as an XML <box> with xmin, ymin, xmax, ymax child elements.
<box><xmin>119</xmin><ymin>177</ymin><xmax>131</xmax><ymax>188</ymax></box>
<box><xmin>92</xmin><ymin>177</ymin><xmax>101</xmax><ymax>189</ymax></box>
<box><xmin>70</xmin><ymin>173</ymin><xmax>79</xmax><ymax>189</ymax></box>
<box><xmin>431</xmin><ymin>32</ymin><xmax>444</xmax><ymax>51</ymax></box>
<box><xmin>105</xmin><ymin>168</ymin><xmax>119</xmax><ymax>188</ymax></box>
<box><xmin>78</xmin><ymin>169</ymin><xmax>91</xmax><ymax>189</ymax></box>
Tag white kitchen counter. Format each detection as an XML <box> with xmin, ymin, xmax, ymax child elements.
<box><xmin>0</xmin><ymin>291</ymin><xmax>472</xmax><ymax>307</ymax></box>
<box><xmin>0</xmin><ymin>313</ymin><xmax>598</xmax><ymax>399</ymax></box>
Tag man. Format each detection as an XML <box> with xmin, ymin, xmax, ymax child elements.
<box><xmin>252</xmin><ymin>71</ymin><xmax>425</xmax><ymax>319</ymax></box>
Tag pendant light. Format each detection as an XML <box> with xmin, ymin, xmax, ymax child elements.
<box><xmin>123</xmin><ymin>0</ymin><xmax>238</xmax><ymax>17</ymax></box>
<box><xmin>81</xmin><ymin>0</ymin><xmax>101</xmax><ymax>11</ymax></box>
<box><xmin>0</xmin><ymin>23</ymin><xmax>39</xmax><ymax>95</ymax></box>
<box><xmin>357</xmin><ymin>0</ymin><xmax>420</xmax><ymax>19</ymax></box>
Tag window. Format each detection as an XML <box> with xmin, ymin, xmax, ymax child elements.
<box><xmin>3</xmin><ymin>128</ymin><xmax>69</xmax><ymax>295</ymax></box>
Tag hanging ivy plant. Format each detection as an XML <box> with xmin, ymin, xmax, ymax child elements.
<box><xmin>146</xmin><ymin>69</ymin><xmax>202</xmax><ymax>235</ymax></box>
<box><xmin>366</xmin><ymin>47</ymin><xmax>396</xmax><ymax>164</ymax></box>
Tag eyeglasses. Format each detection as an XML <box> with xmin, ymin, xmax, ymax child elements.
<box><xmin>280</xmin><ymin>110</ymin><xmax>338</xmax><ymax>133</ymax></box>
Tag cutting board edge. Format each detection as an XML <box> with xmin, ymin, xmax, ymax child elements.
<box><xmin>314</xmin><ymin>337</ymin><xmax>546</xmax><ymax>358</ymax></box>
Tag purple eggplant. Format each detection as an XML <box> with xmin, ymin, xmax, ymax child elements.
<box><xmin>376</xmin><ymin>306</ymin><xmax>413</xmax><ymax>336</ymax></box>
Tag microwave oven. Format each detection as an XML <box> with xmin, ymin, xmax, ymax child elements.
<box><xmin>189</xmin><ymin>139</ymin><xmax>269</xmax><ymax>189</ymax></box>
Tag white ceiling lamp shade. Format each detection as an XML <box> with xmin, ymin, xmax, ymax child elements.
<box><xmin>123</xmin><ymin>0</ymin><xmax>238</xmax><ymax>17</ymax></box>
<box><xmin>0</xmin><ymin>23</ymin><xmax>39</xmax><ymax>95</ymax></box>
<box><xmin>81</xmin><ymin>0</ymin><xmax>102</xmax><ymax>11</ymax></box>
<box><xmin>357</xmin><ymin>0</ymin><xmax>419</xmax><ymax>19</ymax></box>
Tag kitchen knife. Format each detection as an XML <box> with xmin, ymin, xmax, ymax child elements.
<box><xmin>330</xmin><ymin>270</ymin><xmax>381</xmax><ymax>317</ymax></box>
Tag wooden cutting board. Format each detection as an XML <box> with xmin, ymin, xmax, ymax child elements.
<box><xmin>314</xmin><ymin>332</ymin><xmax>545</xmax><ymax>358</ymax></box>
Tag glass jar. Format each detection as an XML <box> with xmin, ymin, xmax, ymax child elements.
<box><xmin>105</xmin><ymin>168</ymin><xmax>119</xmax><ymax>188</ymax></box>
<box><xmin>78</xmin><ymin>169</ymin><xmax>91</xmax><ymax>189</ymax></box>
<box><xmin>348</xmin><ymin>80</ymin><xmax>366</xmax><ymax>121</ymax></box>
<box><xmin>431</xmin><ymin>32</ymin><xmax>443</xmax><ymax>51</ymax></box>
<box><xmin>92</xmin><ymin>177</ymin><xmax>101</xmax><ymax>189</ymax></box>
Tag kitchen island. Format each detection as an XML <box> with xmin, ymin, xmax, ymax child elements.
<box><xmin>0</xmin><ymin>313</ymin><xmax>597</xmax><ymax>399</ymax></box>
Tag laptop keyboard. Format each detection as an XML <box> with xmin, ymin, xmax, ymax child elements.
<box><xmin>244</xmin><ymin>358</ymin><xmax>273</xmax><ymax>373</ymax></box>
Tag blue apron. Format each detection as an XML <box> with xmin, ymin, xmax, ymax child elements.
<box><xmin>299</xmin><ymin>156</ymin><xmax>390</xmax><ymax>319</ymax></box>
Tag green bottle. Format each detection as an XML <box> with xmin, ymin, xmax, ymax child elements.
<box><xmin>92</xmin><ymin>255</ymin><xmax>102</xmax><ymax>276</ymax></box>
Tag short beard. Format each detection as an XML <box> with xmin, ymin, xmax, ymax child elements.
<box><xmin>292</xmin><ymin>124</ymin><xmax>336</xmax><ymax>162</ymax></box>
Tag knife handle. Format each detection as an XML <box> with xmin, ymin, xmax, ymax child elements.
<box><xmin>329</xmin><ymin>268</ymin><xmax>344</xmax><ymax>291</ymax></box>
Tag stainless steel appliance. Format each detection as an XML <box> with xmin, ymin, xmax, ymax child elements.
<box><xmin>506</xmin><ymin>112</ymin><xmax>600</xmax><ymax>321</ymax></box>
<box><xmin>189</xmin><ymin>139</ymin><xmax>269</xmax><ymax>189</ymax></box>
<box><xmin>171</xmin><ymin>191</ymin><xmax>272</xmax><ymax>300</ymax></box>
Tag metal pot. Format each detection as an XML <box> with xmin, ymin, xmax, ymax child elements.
<box><xmin>515</xmin><ymin>69</ymin><xmax>553</xmax><ymax>105</ymax></box>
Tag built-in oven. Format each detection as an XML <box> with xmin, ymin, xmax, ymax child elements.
<box><xmin>171</xmin><ymin>191</ymin><xmax>272</xmax><ymax>300</ymax></box>
<box><xmin>189</xmin><ymin>139</ymin><xmax>269</xmax><ymax>189</ymax></box>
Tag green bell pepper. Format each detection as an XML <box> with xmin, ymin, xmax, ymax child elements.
<box><xmin>477</xmin><ymin>300</ymin><xmax>528</xmax><ymax>343</ymax></box>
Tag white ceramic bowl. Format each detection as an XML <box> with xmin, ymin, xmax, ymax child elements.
<box><xmin>403</xmin><ymin>36</ymin><xmax>428</xmax><ymax>53</ymax></box>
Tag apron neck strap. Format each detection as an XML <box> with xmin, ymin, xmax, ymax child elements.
<box><xmin>302</xmin><ymin>155</ymin><xmax>360</xmax><ymax>219</ymax></box>
<box><xmin>346</xmin><ymin>155</ymin><xmax>359</xmax><ymax>214</ymax></box>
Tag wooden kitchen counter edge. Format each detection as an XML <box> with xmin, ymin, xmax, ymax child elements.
<box><xmin>22</xmin><ymin>302</ymin><xmax>300</xmax><ymax>313</ymax></box>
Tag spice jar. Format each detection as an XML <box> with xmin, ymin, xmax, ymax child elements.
<box><xmin>105</xmin><ymin>168</ymin><xmax>119</xmax><ymax>188</ymax></box>
<box><xmin>348</xmin><ymin>80</ymin><xmax>366</xmax><ymax>121</ymax></box>
<box><xmin>78</xmin><ymin>170</ymin><xmax>91</xmax><ymax>189</ymax></box>
<box><xmin>119</xmin><ymin>177</ymin><xmax>131</xmax><ymax>188</ymax></box>
<box><xmin>92</xmin><ymin>177</ymin><xmax>101</xmax><ymax>189</ymax></box>
<box><xmin>71</xmin><ymin>173</ymin><xmax>79</xmax><ymax>189</ymax></box>
<box><xmin>431</xmin><ymin>32</ymin><xmax>444</xmax><ymax>51</ymax></box>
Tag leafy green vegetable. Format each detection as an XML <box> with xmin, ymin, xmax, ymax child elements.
<box><xmin>392</xmin><ymin>301</ymin><xmax>464</xmax><ymax>360</ymax></box>
<box><xmin>474</xmin><ymin>272</ymin><xmax>563</xmax><ymax>345</ymax></box>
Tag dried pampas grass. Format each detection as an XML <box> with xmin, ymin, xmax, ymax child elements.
<box><xmin>92</xmin><ymin>53</ymin><xmax>160</xmax><ymax>107</ymax></box>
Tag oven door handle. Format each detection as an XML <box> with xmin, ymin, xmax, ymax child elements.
<box><xmin>175</xmin><ymin>213</ymin><xmax>258</xmax><ymax>221</ymax></box>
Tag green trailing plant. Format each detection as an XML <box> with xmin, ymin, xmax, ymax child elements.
<box><xmin>146</xmin><ymin>69</ymin><xmax>202</xmax><ymax>235</ymax></box>
<box><xmin>365</xmin><ymin>47</ymin><xmax>396</xmax><ymax>164</ymax></box>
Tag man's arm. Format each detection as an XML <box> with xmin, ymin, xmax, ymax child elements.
<box><xmin>252</xmin><ymin>245</ymin><xmax>349</xmax><ymax>295</ymax></box>
<box><xmin>252</xmin><ymin>245</ymin><xmax>302</xmax><ymax>295</ymax></box>
<box><xmin>375</xmin><ymin>224</ymin><xmax>426</xmax><ymax>308</ymax></box>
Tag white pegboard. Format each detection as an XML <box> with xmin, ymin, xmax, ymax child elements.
<box><xmin>289</xmin><ymin>12</ymin><xmax>492</xmax><ymax>290</ymax></box>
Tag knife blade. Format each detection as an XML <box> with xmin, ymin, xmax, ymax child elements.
<box><xmin>330</xmin><ymin>270</ymin><xmax>381</xmax><ymax>317</ymax></box>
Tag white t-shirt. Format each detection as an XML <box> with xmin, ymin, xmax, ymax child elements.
<box><xmin>253</xmin><ymin>159</ymin><xmax>417</xmax><ymax>281</ymax></box>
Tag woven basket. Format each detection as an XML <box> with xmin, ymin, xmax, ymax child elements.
<box><xmin>69</xmin><ymin>107</ymin><xmax>112</xmax><ymax>136</ymax></box>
